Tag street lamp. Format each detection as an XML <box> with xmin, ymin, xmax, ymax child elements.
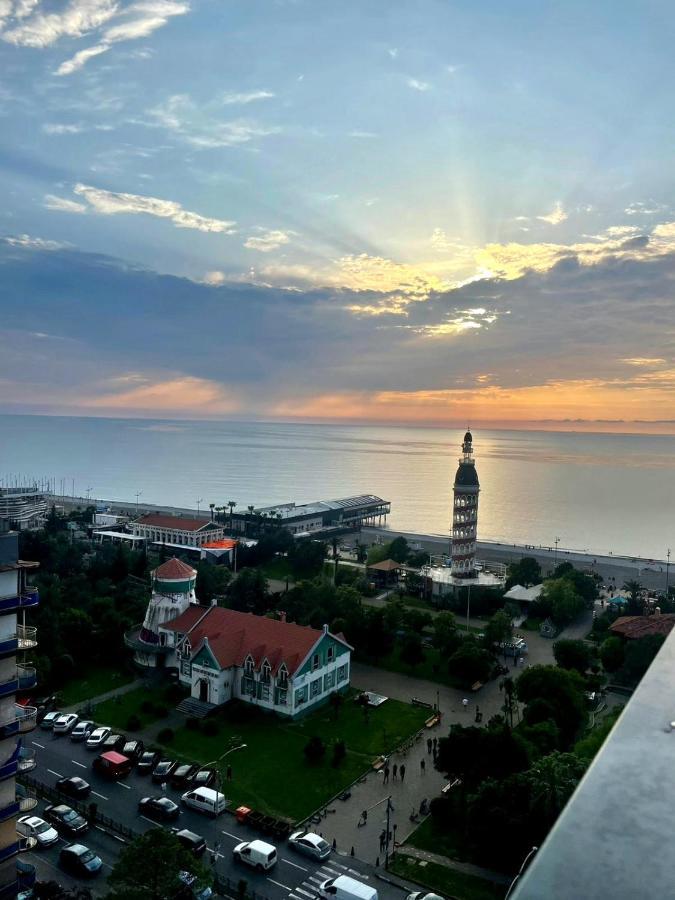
<box><xmin>196</xmin><ymin>498</ymin><xmax>203</xmax><ymax>515</ymax></box>
<box><xmin>203</xmin><ymin>744</ymin><xmax>247</xmax><ymax>863</ymax></box>
<box><xmin>134</xmin><ymin>490</ymin><xmax>142</xmax><ymax>516</ymax></box>
<box><xmin>466</xmin><ymin>582</ymin><xmax>472</xmax><ymax>631</ymax></box>
<box><xmin>666</xmin><ymin>549</ymin><xmax>671</xmax><ymax>598</ymax></box>
<box><xmin>554</xmin><ymin>536</ymin><xmax>561</xmax><ymax>568</ymax></box>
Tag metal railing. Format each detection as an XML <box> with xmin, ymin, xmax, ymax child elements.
<box><xmin>17</xmin><ymin>626</ymin><xmax>37</xmax><ymax>650</ymax></box>
<box><xmin>0</xmin><ymin>673</ymin><xmax>18</xmax><ymax>698</ymax></box>
<box><xmin>16</xmin><ymin>785</ymin><xmax>37</xmax><ymax>813</ymax></box>
<box><xmin>17</xmin><ymin>748</ymin><xmax>36</xmax><ymax>774</ymax></box>
<box><xmin>16</xmin><ymin>707</ymin><xmax>37</xmax><ymax>733</ymax></box>
<box><xmin>16</xmin><ymin>665</ymin><xmax>37</xmax><ymax>691</ymax></box>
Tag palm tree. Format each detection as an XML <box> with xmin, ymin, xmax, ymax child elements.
<box><xmin>209</xmin><ymin>502</ymin><xmax>215</xmax><ymax>522</ymax></box>
<box><xmin>623</xmin><ymin>579</ymin><xmax>643</xmax><ymax>615</ymax></box>
<box><xmin>247</xmin><ymin>505</ymin><xmax>255</xmax><ymax>537</ymax></box>
<box><xmin>228</xmin><ymin>500</ymin><xmax>237</xmax><ymax>532</ymax></box>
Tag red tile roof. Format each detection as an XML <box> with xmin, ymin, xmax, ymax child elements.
<box><xmin>163</xmin><ymin>606</ymin><xmax>349</xmax><ymax>676</ymax></box>
<box><xmin>154</xmin><ymin>558</ymin><xmax>197</xmax><ymax>580</ymax></box>
<box><xmin>610</xmin><ymin>614</ymin><xmax>675</xmax><ymax>639</ymax></box>
<box><xmin>136</xmin><ymin>513</ymin><xmax>213</xmax><ymax>532</ymax></box>
<box><xmin>161</xmin><ymin>604</ymin><xmax>210</xmax><ymax>633</ymax></box>
<box><xmin>367</xmin><ymin>559</ymin><xmax>401</xmax><ymax>572</ymax></box>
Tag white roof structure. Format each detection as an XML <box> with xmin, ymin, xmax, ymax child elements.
<box><xmin>504</xmin><ymin>583</ymin><xmax>544</xmax><ymax>603</ymax></box>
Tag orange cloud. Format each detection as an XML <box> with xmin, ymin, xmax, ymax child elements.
<box><xmin>84</xmin><ymin>376</ymin><xmax>240</xmax><ymax>414</ymax></box>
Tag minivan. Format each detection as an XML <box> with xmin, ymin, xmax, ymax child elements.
<box><xmin>233</xmin><ymin>839</ymin><xmax>277</xmax><ymax>871</ymax></box>
<box><xmin>92</xmin><ymin>751</ymin><xmax>133</xmax><ymax>780</ymax></box>
<box><xmin>180</xmin><ymin>786</ymin><xmax>227</xmax><ymax>817</ymax></box>
<box><xmin>318</xmin><ymin>875</ymin><xmax>378</xmax><ymax>900</ymax></box>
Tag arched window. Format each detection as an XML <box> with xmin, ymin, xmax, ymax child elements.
<box><xmin>278</xmin><ymin>664</ymin><xmax>288</xmax><ymax>688</ymax></box>
<box><xmin>261</xmin><ymin>660</ymin><xmax>271</xmax><ymax>683</ymax></box>
<box><xmin>244</xmin><ymin>655</ymin><xmax>254</xmax><ymax>676</ymax></box>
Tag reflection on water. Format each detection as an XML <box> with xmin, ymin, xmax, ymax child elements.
<box><xmin>0</xmin><ymin>415</ymin><xmax>673</xmax><ymax>559</ymax></box>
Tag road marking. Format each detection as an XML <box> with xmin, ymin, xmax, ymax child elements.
<box><xmin>71</xmin><ymin>760</ymin><xmax>86</xmax><ymax>769</ymax></box>
<box><xmin>140</xmin><ymin>815</ymin><xmax>159</xmax><ymax>825</ymax></box>
<box><xmin>91</xmin><ymin>790</ymin><xmax>109</xmax><ymax>801</ymax></box>
<box><xmin>348</xmin><ymin>869</ymin><xmax>367</xmax><ymax>879</ymax></box>
<box><xmin>116</xmin><ymin>782</ymin><xmax>131</xmax><ymax>790</ymax></box>
<box><xmin>321</xmin><ymin>866</ymin><xmax>340</xmax><ymax>876</ymax></box>
<box><xmin>289</xmin><ymin>894</ymin><xmax>305</xmax><ymax>900</ymax></box>
<box><xmin>47</xmin><ymin>769</ymin><xmax>63</xmax><ymax>778</ymax></box>
<box><xmin>295</xmin><ymin>887</ymin><xmax>316</xmax><ymax>898</ymax></box>
<box><xmin>307</xmin><ymin>876</ymin><xmax>323</xmax><ymax>885</ymax></box>
<box><xmin>281</xmin><ymin>858</ymin><xmax>308</xmax><ymax>871</ymax></box>
<box><xmin>31</xmin><ymin>741</ymin><xmax>45</xmax><ymax>750</ymax></box>
<box><xmin>221</xmin><ymin>829</ymin><xmax>240</xmax><ymax>840</ymax></box>
<box><xmin>268</xmin><ymin>879</ymin><xmax>292</xmax><ymax>891</ymax></box>
<box><xmin>333</xmin><ymin>863</ymin><xmax>348</xmax><ymax>871</ymax></box>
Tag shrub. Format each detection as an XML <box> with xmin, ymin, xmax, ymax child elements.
<box><xmin>126</xmin><ymin>714</ymin><xmax>141</xmax><ymax>732</ymax></box>
<box><xmin>157</xmin><ymin>727</ymin><xmax>174</xmax><ymax>744</ymax></box>
<box><xmin>331</xmin><ymin>739</ymin><xmax>346</xmax><ymax>768</ymax></box>
<box><xmin>304</xmin><ymin>735</ymin><xmax>326</xmax><ymax>764</ymax></box>
<box><xmin>164</xmin><ymin>683</ymin><xmax>184</xmax><ymax>704</ymax></box>
<box><xmin>201</xmin><ymin>719</ymin><xmax>220</xmax><ymax>737</ymax></box>
<box><xmin>154</xmin><ymin>704</ymin><xmax>169</xmax><ymax>718</ymax></box>
<box><xmin>186</xmin><ymin>717</ymin><xmax>200</xmax><ymax>731</ymax></box>
<box><xmin>140</xmin><ymin>700</ymin><xmax>154</xmax><ymax>714</ymax></box>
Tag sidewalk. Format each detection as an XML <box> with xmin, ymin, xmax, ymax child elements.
<box><xmin>63</xmin><ymin>676</ymin><xmax>146</xmax><ymax>714</ymax></box>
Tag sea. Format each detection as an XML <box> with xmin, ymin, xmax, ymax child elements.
<box><xmin>0</xmin><ymin>414</ymin><xmax>673</xmax><ymax>560</ymax></box>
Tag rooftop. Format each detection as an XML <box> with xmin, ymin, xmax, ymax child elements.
<box><xmin>367</xmin><ymin>558</ymin><xmax>401</xmax><ymax>572</ymax></box>
<box><xmin>610</xmin><ymin>613</ymin><xmax>675</xmax><ymax>639</ymax></box>
<box><xmin>135</xmin><ymin>513</ymin><xmax>214</xmax><ymax>532</ymax></box>
<box><xmin>153</xmin><ymin>557</ymin><xmax>197</xmax><ymax>580</ymax></box>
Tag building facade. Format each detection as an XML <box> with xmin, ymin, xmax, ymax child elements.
<box><xmin>0</xmin><ymin>520</ymin><xmax>39</xmax><ymax>897</ymax></box>
<box><xmin>451</xmin><ymin>431</ymin><xmax>480</xmax><ymax>578</ymax></box>
<box><xmin>131</xmin><ymin>514</ymin><xmax>226</xmax><ymax>547</ymax></box>
<box><xmin>0</xmin><ymin>488</ymin><xmax>47</xmax><ymax>531</ymax></box>
<box><xmin>160</xmin><ymin>606</ymin><xmax>352</xmax><ymax>718</ymax></box>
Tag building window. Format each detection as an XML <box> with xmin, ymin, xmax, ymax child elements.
<box><xmin>327</xmin><ymin>644</ymin><xmax>335</xmax><ymax>663</ymax></box>
<box><xmin>277</xmin><ymin>688</ymin><xmax>287</xmax><ymax>706</ymax></box>
<box><xmin>311</xmin><ymin>653</ymin><xmax>320</xmax><ymax>671</ymax></box>
<box><xmin>244</xmin><ymin>655</ymin><xmax>254</xmax><ymax>676</ymax></box>
<box><xmin>181</xmin><ymin>659</ymin><xmax>192</xmax><ymax>678</ymax></box>
<box><xmin>324</xmin><ymin>671</ymin><xmax>335</xmax><ymax>691</ymax></box>
<box><xmin>310</xmin><ymin>678</ymin><xmax>321</xmax><ymax>698</ymax></box>
<box><xmin>337</xmin><ymin>664</ymin><xmax>348</xmax><ymax>683</ymax></box>
<box><xmin>295</xmin><ymin>686</ymin><xmax>307</xmax><ymax>706</ymax></box>
<box><xmin>261</xmin><ymin>684</ymin><xmax>270</xmax><ymax>702</ymax></box>
<box><xmin>242</xmin><ymin>676</ymin><xmax>255</xmax><ymax>696</ymax></box>
<box><xmin>278</xmin><ymin>665</ymin><xmax>288</xmax><ymax>688</ymax></box>
<box><xmin>261</xmin><ymin>661</ymin><xmax>271</xmax><ymax>683</ymax></box>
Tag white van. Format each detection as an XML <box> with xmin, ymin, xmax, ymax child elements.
<box><xmin>233</xmin><ymin>839</ymin><xmax>277</xmax><ymax>871</ymax></box>
<box><xmin>319</xmin><ymin>875</ymin><xmax>378</xmax><ymax>900</ymax></box>
<box><xmin>180</xmin><ymin>786</ymin><xmax>227</xmax><ymax>817</ymax></box>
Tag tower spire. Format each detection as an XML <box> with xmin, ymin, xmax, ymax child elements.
<box><xmin>451</xmin><ymin>430</ymin><xmax>480</xmax><ymax>578</ymax></box>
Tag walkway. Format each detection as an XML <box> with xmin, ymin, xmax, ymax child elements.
<box><xmin>400</xmin><ymin>846</ymin><xmax>511</xmax><ymax>886</ymax></box>
<box><xmin>62</xmin><ymin>677</ymin><xmax>146</xmax><ymax>714</ymax></box>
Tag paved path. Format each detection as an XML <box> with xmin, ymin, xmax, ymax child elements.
<box><xmin>63</xmin><ymin>676</ymin><xmax>146</xmax><ymax>714</ymax></box>
<box><xmin>400</xmin><ymin>845</ymin><xmax>511</xmax><ymax>886</ymax></box>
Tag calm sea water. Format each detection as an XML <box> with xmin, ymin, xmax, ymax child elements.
<box><xmin>0</xmin><ymin>414</ymin><xmax>673</xmax><ymax>560</ymax></box>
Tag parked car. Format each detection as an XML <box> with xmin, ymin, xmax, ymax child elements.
<box><xmin>170</xmin><ymin>763</ymin><xmax>198</xmax><ymax>789</ymax></box>
<box><xmin>233</xmin><ymin>839</ymin><xmax>277</xmax><ymax>871</ymax></box>
<box><xmin>289</xmin><ymin>830</ymin><xmax>331</xmax><ymax>861</ymax></box>
<box><xmin>138</xmin><ymin>796</ymin><xmax>180</xmax><ymax>822</ymax></box>
<box><xmin>44</xmin><ymin>804</ymin><xmax>88</xmax><ymax>838</ymax></box>
<box><xmin>101</xmin><ymin>732</ymin><xmax>126</xmax><ymax>753</ymax></box>
<box><xmin>56</xmin><ymin>776</ymin><xmax>91</xmax><ymax>800</ymax></box>
<box><xmin>171</xmin><ymin>827</ymin><xmax>207</xmax><ymax>857</ymax></box>
<box><xmin>40</xmin><ymin>711</ymin><xmax>61</xmax><ymax>731</ymax></box>
<box><xmin>188</xmin><ymin>768</ymin><xmax>216</xmax><ymax>789</ymax></box>
<box><xmin>181</xmin><ymin>787</ymin><xmax>227</xmax><ymax>817</ymax></box>
<box><xmin>92</xmin><ymin>751</ymin><xmax>132</xmax><ymax>780</ymax></box>
<box><xmin>152</xmin><ymin>759</ymin><xmax>177</xmax><ymax>784</ymax></box>
<box><xmin>53</xmin><ymin>713</ymin><xmax>79</xmax><ymax>734</ymax></box>
<box><xmin>319</xmin><ymin>876</ymin><xmax>378</xmax><ymax>900</ymax></box>
<box><xmin>137</xmin><ymin>750</ymin><xmax>161</xmax><ymax>775</ymax></box>
<box><xmin>59</xmin><ymin>843</ymin><xmax>103</xmax><ymax>878</ymax></box>
<box><xmin>71</xmin><ymin>720</ymin><xmax>96</xmax><ymax>742</ymax></box>
<box><xmin>121</xmin><ymin>739</ymin><xmax>144</xmax><ymax>763</ymax></box>
<box><xmin>406</xmin><ymin>893</ymin><xmax>444</xmax><ymax>900</ymax></box>
<box><xmin>86</xmin><ymin>726</ymin><xmax>111</xmax><ymax>749</ymax></box>
<box><xmin>17</xmin><ymin>815</ymin><xmax>59</xmax><ymax>848</ymax></box>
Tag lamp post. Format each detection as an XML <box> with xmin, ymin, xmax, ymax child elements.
<box><xmin>466</xmin><ymin>582</ymin><xmax>472</xmax><ymax>631</ymax></box>
<box><xmin>554</xmin><ymin>536</ymin><xmax>560</xmax><ymax>568</ymax></box>
<box><xmin>196</xmin><ymin>498</ymin><xmax>203</xmax><ymax>515</ymax></box>
<box><xmin>203</xmin><ymin>743</ymin><xmax>247</xmax><ymax>861</ymax></box>
<box><xmin>134</xmin><ymin>491</ymin><xmax>142</xmax><ymax>516</ymax></box>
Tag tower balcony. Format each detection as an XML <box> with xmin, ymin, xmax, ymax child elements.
<box><xmin>16</xmin><ymin>666</ymin><xmax>36</xmax><ymax>692</ymax></box>
<box><xmin>124</xmin><ymin>625</ymin><xmax>168</xmax><ymax>654</ymax></box>
<box><xmin>16</xmin><ymin>859</ymin><xmax>37</xmax><ymax>891</ymax></box>
<box><xmin>16</xmin><ymin>748</ymin><xmax>36</xmax><ymax>775</ymax></box>
<box><xmin>0</xmin><ymin>589</ymin><xmax>39</xmax><ymax>615</ymax></box>
<box><xmin>17</xmin><ymin>626</ymin><xmax>37</xmax><ymax>651</ymax></box>
<box><xmin>16</xmin><ymin>785</ymin><xmax>37</xmax><ymax>814</ymax></box>
<box><xmin>15</xmin><ymin>707</ymin><xmax>37</xmax><ymax>734</ymax></box>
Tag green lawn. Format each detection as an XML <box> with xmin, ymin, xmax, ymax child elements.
<box><xmin>258</xmin><ymin>558</ymin><xmax>294</xmax><ymax>581</ymax></box>
<box><xmin>90</xmin><ymin>684</ymin><xmax>180</xmax><ymax>732</ymax></box>
<box><xmin>59</xmin><ymin>666</ymin><xmax>135</xmax><ymax>707</ymax></box>
<box><xmin>159</xmin><ymin>694</ymin><xmax>428</xmax><ymax>821</ymax></box>
<box><xmin>390</xmin><ymin>854</ymin><xmax>506</xmax><ymax>900</ymax></box>
<box><xmin>405</xmin><ymin>814</ymin><xmax>471</xmax><ymax>861</ymax></box>
<box><xmin>363</xmin><ymin>644</ymin><xmax>464</xmax><ymax>689</ymax></box>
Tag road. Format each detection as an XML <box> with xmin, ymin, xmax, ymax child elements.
<box><xmin>26</xmin><ymin>728</ymin><xmax>410</xmax><ymax>900</ymax></box>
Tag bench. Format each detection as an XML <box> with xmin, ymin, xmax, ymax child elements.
<box><xmin>411</xmin><ymin>697</ymin><xmax>434</xmax><ymax>709</ymax></box>
<box><xmin>471</xmin><ymin>681</ymin><xmax>484</xmax><ymax>692</ymax></box>
<box><xmin>425</xmin><ymin>714</ymin><xmax>441</xmax><ymax>728</ymax></box>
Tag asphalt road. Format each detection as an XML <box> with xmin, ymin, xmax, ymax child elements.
<box><xmin>27</xmin><ymin>728</ymin><xmax>409</xmax><ymax>900</ymax></box>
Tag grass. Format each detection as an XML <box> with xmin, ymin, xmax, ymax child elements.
<box><xmin>159</xmin><ymin>693</ymin><xmax>429</xmax><ymax>821</ymax></box>
<box><xmin>89</xmin><ymin>684</ymin><xmax>179</xmax><ymax>732</ymax></box>
<box><xmin>258</xmin><ymin>558</ymin><xmax>294</xmax><ymax>581</ymax></box>
<box><xmin>363</xmin><ymin>644</ymin><xmax>465</xmax><ymax>690</ymax></box>
<box><xmin>405</xmin><ymin>814</ymin><xmax>471</xmax><ymax>861</ymax></box>
<box><xmin>59</xmin><ymin>666</ymin><xmax>135</xmax><ymax>707</ymax></box>
<box><xmin>390</xmin><ymin>854</ymin><xmax>507</xmax><ymax>900</ymax></box>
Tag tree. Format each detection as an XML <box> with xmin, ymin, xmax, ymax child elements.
<box><xmin>388</xmin><ymin>536</ymin><xmax>410</xmax><ymax>563</ymax></box>
<box><xmin>553</xmin><ymin>638</ymin><xmax>594</xmax><ymax>673</ymax></box>
<box><xmin>483</xmin><ymin>609</ymin><xmax>513</xmax><ymax>650</ymax></box>
<box><xmin>433</xmin><ymin>611</ymin><xmax>460</xmax><ymax>656</ymax></box>
<box><xmin>539</xmin><ymin>578</ymin><xmax>585</xmax><ymax>626</ymax></box>
<box><xmin>620</xmin><ymin>634</ymin><xmax>665</xmax><ymax>683</ymax></box>
<box><xmin>304</xmin><ymin>735</ymin><xmax>326</xmax><ymax>763</ymax></box>
<box><xmin>516</xmin><ymin>665</ymin><xmax>587</xmax><ymax>748</ymax></box>
<box><xmin>195</xmin><ymin>561</ymin><xmax>231</xmax><ymax>604</ymax></box>
<box><xmin>623</xmin><ymin>579</ymin><xmax>643</xmax><ymax>615</ymax></box>
<box><xmin>290</xmin><ymin>540</ymin><xmax>327</xmax><ymax>579</ymax></box>
<box><xmin>399</xmin><ymin>632</ymin><xmax>425</xmax><ymax>670</ymax></box>
<box><xmin>227</xmin><ymin>568</ymin><xmax>270</xmax><ymax>614</ymax></box>
<box><xmin>329</xmin><ymin>691</ymin><xmax>343</xmax><ymax>720</ymax></box>
<box><xmin>447</xmin><ymin>641</ymin><xmax>492</xmax><ymax>687</ymax></box>
<box><xmin>506</xmin><ymin>557</ymin><xmax>542</xmax><ymax>589</ymax></box>
<box><xmin>106</xmin><ymin>828</ymin><xmax>211</xmax><ymax>900</ymax></box>
<box><xmin>599</xmin><ymin>635</ymin><xmax>625</xmax><ymax>672</ymax></box>
<box><xmin>407</xmin><ymin>551</ymin><xmax>429</xmax><ymax>570</ymax></box>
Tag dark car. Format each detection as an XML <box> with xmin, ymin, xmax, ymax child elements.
<box><xmin>171</xmin><ymin>827</ymin><xmax>207</xmax><ymax>857</ymax></box>
<box><xmin>59</xmin><ymin>843</ymin><xmax>103</xmax><ymax>878</ymax></box>
<box><xmin>101</xmin><ymin>732</ymin><xmax>126</xmax><ymax>753</ymax></box>
<box><xmin>44</xmin><ymin>804</ymin><xmax>88</xmax><ymax>838</ymax></box>
<box><xmin>121</xmin><ymin>739</ymin><xmax>145</xmax><ymax>763</ymax></box>
<box><xmin>56</xmin><ymin>776</ymin><xmax>91</xmax><ymax>800</ymax></box>
<box><xmin>137</xmin><ymin>750</ymin><xmax>161</xmax><ymax>775</ymax></box>
<box><xmin>152</xmin><ymin>759</ymin><xmax>178</xmax><ymax>784</ymax></box>
<box><xmin>139</xmin><ymin>796</ymin><xmax>180</xmax><ymax>822</ymax></box>
<box><xmin>189</xmin><ymin>768</ymin><xmax>216</xmax><ymax>789</ymax></box>
<box><xmin>170</xmin><ymin>763</ymin><xmax>198</xmax><ymax>789</ymax></box>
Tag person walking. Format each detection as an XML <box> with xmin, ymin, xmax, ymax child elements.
<box><xmin>392</xmin><ymin>763</ymin><xmax>398</xmax><ymax>781</ymax></box>
<box><xmin>400</xmin><ymin>764</ymin><xmax>406</xmax><ymax>783</ymax></box>
<box><xmin>379</xmin><ymin>830</ymin><xmax>386</xmax><ymax>853</ymax></box>
<box><xmin>426</xmin><ymin>737</ymin><xmax>432</xmax><ymax>754</ymax></box>
<box><xmin>474</xmin><ymin>705</ymin><xmax>481</xmax><ymax>723</ymax></box>
<box><xmin>420</xmin><ymin>758</ymin><xmax>425</xmax><ymax>774</ymax></box>
<box><xmin>383</xmin><ymin>764</ymin><xmax>390</xmax><ymax>785</ymax></box>
<box><xmin>358</xmin><ymin>809</ymin><xmax>368</xmax><ymax>827</ymax></box>
<box><xmin>462</xmin><ymin>698</ymin><xmax>469</xmax><ymax>711</ymax></box>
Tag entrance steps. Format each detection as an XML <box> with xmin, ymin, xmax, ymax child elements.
<box><xmin>176</xmin><ymin>697</ymin><xmax>218</xmax><ymax>719</ymax></box>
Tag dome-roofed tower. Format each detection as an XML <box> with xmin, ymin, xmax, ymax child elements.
<box><xmin>138</xmin><ymin>557</ymin><xmax>197</xmax><ymax>648</ymax></box>
<box><xmin>451</xmin><ymin>430</ymin><xmax>480</xmax><ymax>578</ymax></box>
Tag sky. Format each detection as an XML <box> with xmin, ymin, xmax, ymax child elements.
<box><xmin>1</xmin><ymin>0</ymin><xmax>675</xmax><ymax>433</ymax></box>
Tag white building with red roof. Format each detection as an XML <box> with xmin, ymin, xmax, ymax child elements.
<box><xmin>159</xmin><ymin>606</ymin><xmax>352</xmax><ymax>718</ymax></box>
<box><xmin>131</xmin><ymin>513</ymin><xmax>226</xmax><ymax>548</ymax></box>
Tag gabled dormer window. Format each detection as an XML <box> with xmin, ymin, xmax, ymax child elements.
<box><xmin>311</xmin><ymin>653</ymin><xmax>320</xmax><ymax>671</ymax></box>
<box><xmin>278</xmin><ymin>664</ymin><xmax>288</xmax><ymax>688</ymax></box>
<box><xmin>181</xmin><ymin>638</ymin><xmax>192</xmax><ymax>658</ymax></box>
<box><xmin>244</xmin><ymin>655</ymin><xmax>255</xmax><ymax>676</ymax></box>
<box><xmin>261</xmin><ymin>660</ymin><xmax>271</xmax><ymax>683</ymax></box>
<box><xmin>327</xmin><ymin>644</ymin><xmax>335</xmax><ymax>662</ymax></box>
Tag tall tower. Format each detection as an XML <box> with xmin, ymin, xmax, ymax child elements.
<box><xmin>451</xmin><ymin>431</ymin><xmax>480</xmax><ymax>578</ymax></box>
<box><xmin>138</xmin><ymin>558</ymin><xmax>197</xmax><ymax>652</ymax></box>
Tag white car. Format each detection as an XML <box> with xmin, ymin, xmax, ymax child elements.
<box><xmin>289</xmin><ymin>830</ymin><xmax>331</xmax><ymax>861</ymax></box>
<box><xmin>71</xmin><ymin>720</ymin><xmax>95</xmax><ymax>742</ymax></box>
<box><xmin>406</xmin><ymin>893</ymin><xmax>444</xmax><ymax>900</ymax></box>
<box><xmin>86</xmin><ymin>726</ymin><xmax>111</xmax><ymax>749</ymax></box>
<box><xmin>53</xmin><ymin>713</ymin><xmax>79</xmax><ymax>734</ymax></box>
<box><xmin>17</xmin><ymin>815</ymin><xmax>59</xmax><ymax>848</ymax></box>
<box><xmin>233</xmin><ymin>840</ymin><xmax>277</xmax><ymax>871</ymax></box>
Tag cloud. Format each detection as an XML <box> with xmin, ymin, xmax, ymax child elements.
<box><xmin>56</xmin><ymin>42</ymin><xmax>110</xmax><ymax>75</ymax></box>
<box><xmin>148</xmin><ymin>93</ymin><xmax>279</xmax><ymax>148</ymax></box>
<box><xmin>202</xmin><ymin>270</ymin><xmax>226</xmax><ymax>285</ymax></box>
<box><xmin>407</xmin><ymin>78</ymin><xmax>431</xmax><ymax>92</ymax></box>
<box><xmin>621</xmin><ymin>357</ymin><xmax>667</xmax><ymax>367</ymax></box>
<box><xmin>349</xmin><ymin>130</ymin><xmax>377</xmax><ymax>139</ymax></box>
<box><xmin>537</xmin><ymin>201</ymin><xmax>567</xmax><ymax>225</ymax></box>
<box><xmin>244</xmin><ymin>229</ymin><xmax>292</xmax><ymax>253</ymax></box>
<box><xmin>72</xmin><ymin>183</ymin><xmax>237</xmax><ymax>232</ymax></box>
<box><xmin>43</xmin><ymin>122</ymin><xmax>84</xmax><ymax>134</ymax></box>
<box><xmin>221</xmin><ymin>90</ymin><xmax>275</xmax><ymax>105</ymax></box>
<box><xmin>3</xmin><ymin>234</ymin><xmax>66</xmax><ymax>250</ymax></box>
<box><xmin>84</xmin><ymin>374</ymin><xmax>240</xmax><ymax>413</ymax></box>
<box><xmin>1</xmin><ymin>0</ymin><xmax>118</xmax><ymax>47</ymax></box>
<box><xmin>388</xmin><ymin>48</ymin><xmax>398</xmax><ymax>59</ymax></box>
<box><xmin>625</xmin><ymin>201</ymin><xmax>668</xmax><ymax>216</ymax></box>
<box><xmin>44</xmin><ymin>193</ymin><xmax>88</xmax><ymax>213</ymax></box>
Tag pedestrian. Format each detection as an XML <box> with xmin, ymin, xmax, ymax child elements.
<box><xmin>432</xmin><ymin>737</ymin><xmax>437</xmax><ymax>753</ymax></box>
<box><xmin>420</xmin><ymin>758</ymin><xmax>425</xmax><ymax>774</ymax></box>
<box><xmin>400</xmin><ymin>764</ymin><xmax>406</xmax><ymax>783</ymax></box>
<box><xmin>462</xmin><ymin>698</ymin><xmax>468</xmax><ymax>711</ymax></box>
<box><xmin>379</xmin><ymin>829</ymin><xmax>386</xmax><ymax>853</ymax></box>
<box><xmin>160</xmin><ymin>781</ymin><xmax>167</xmax><ymax>794</ymax></box>
<box><xmin>383</xmin><ymin>764</ymin><xmax>389</xmax><ymax>785</ymax></box>
<box><xmin>426</xmin><ymin>738</ymin><xmax>432</xmax><ymax>754</ymax></box>
<box><xmin>392</xmin><ymin>763</ymin><xmax>398</xmax><ymax>781</ymax></box>
<box><xmin>226</xmin><ymin>765</ymin><xmax>232</xmax><ymax>781</ymax></box>
<box><xmin>358</xmin><ymin>809</ymin><xmax>368</xmax><ymax>827</ymax></box>
<box><xmin>475</xmin><ymin>705</ymin><xmax>480</xmax><ymax>723</ymax></box>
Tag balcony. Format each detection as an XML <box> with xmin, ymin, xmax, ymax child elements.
<box><xmin>0</xmin><ymin>636</ymin><xmax>17</xmax><ymax>657</ymax></box>
<box><xmin>0</xmin><ymin>842</ymin><xmax>20</xmax><ymax>863</ymax></box>
<box><xmin>20</xmin><ymin>589</ymin><xmax>39</xmax><ymax>609</ymax></box>
<box><xmin>15</xmin><ymin>707</ymin><xmax>36</xmax><ymax>734</ymax></box>
<box><xmin>16</xmin><ymin>785</ymin><xmax>36</xmax><ymax>814</ymax></box>
<box><xmin>17</xmin><ymin>625</ymin><xmax>37</xmax><ymax>651</ymax></box>
<box><xmin>0</xmin><ymin>755</ymin><xmax>17</xmax><ymax>783</ymax></box>
<box><xmin>0</xmin><ymin>797</ymin><xmax>20</xmax><ymax>823</ymax></box>
<box><xmin>16</xmin><ymin>748</ymin><xmax>36</xmax><ymax>775</ymax></box>
<box><xmin>16</xmin><ymin>859</ymin><xmax>36</xmax><ymax>890</ymax></box>
<box><xmin>124</xmin><ymin>625</ymin><xmax>167</xmax><ymax>654</ymax></box>
<box><xmin>16</xmin><ymin>666</ymin><xmax>36</xmax><ymax>692</ymax></box>
<box><xmin>0</xmin><ymin>674</ymin><xmax>18</xmax><ymax>699</ymax></box>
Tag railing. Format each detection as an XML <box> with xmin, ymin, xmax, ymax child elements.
<box><xmin>0</xmin><ymin>757</ymin><xmax>17</xmax><ymax>782</ymax></box>
<box><xmin>17</xmin><ymin>625</ymin><xmax>37</xmax><ymax>651</ymax></box>
<box><xmin>20</xmin><ymin>589</ymin><xmax>39</xmax><ymax>608</ymax></box>
<box><xmin>0</xmin><ymin>716</ymin><xmax>18</xmax><ymax>740</ymax></box>
<box><xmin>17</xmin><ymin>748</ymin><xmax>36</xmax><ymax>774</ymax></box>
<box><xmin>0</xmin><ymin>597</ymin><xmax>20</xmax><ymax>613</ymax></box>
<box><xmin>16</xmin><ymin>785</ymin><xmax>37</xmax><ymax>813</ymax></box>
<box><xmin>0</xmin><ymin>798</ymin><xmax>20</xmax><ymax>823</ymax></box>
<box><xmin>15</xmin><ymin>707</ymin><xmax>37</xmax><ymax>734</ymax></box>
<box><xmin>16</xmin><ymin>858</ymin><xmax>36</xmax><ymax>890</ymax></box>
<box><xmin>16</xmin><ymin>666</ymin><xmax>36</xmax><ymax>691</ymax></box>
